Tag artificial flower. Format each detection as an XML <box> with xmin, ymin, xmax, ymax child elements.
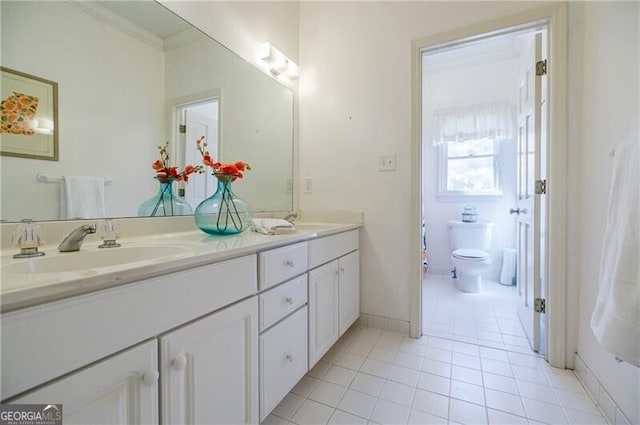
<box><xmin>196</xmin><ymin>136</ymin><xmax>251</xmax><ymax>180</ymax></box>
<box><xmin>152</xmin><ymin>141</ymin><xmax>203</xmax><ymax>182</ymax></box>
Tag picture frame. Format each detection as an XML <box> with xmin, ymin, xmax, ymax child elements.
<box><xmin>0</xmin><ymin>67</ymin><xmax>58</xmax><ymax>161</ymax></box>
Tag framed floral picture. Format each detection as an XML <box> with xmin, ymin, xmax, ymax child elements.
<box><xmin>0</xmin><ymin>67</ymin><xmax>58</xmax><ymax>161</ymax></box>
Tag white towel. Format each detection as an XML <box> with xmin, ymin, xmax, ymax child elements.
<box><xmin>590</xmin><ymin>140</ymin><xmax>640</xmax><ymax>367</ymax></box>
<box><xmin>251</xmin><ymin>218</ymin><xmax>296</xmax><ymax>235</ymax></box>
<box><xmin>61</xmin><ymin>176</ymin><xmax>106</xmax><ymax>219</ymax></box>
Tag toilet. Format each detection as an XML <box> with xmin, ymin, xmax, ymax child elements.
<box><xmin>448</xmin><ymin>220</ymin><xmax>493</xmax><ymax>293</ymax></box>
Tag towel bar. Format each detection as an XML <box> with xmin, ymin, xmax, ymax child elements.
<box><xmin>36</xmin><ymin>173</ymin><xmax>114</xmax><ymax>185</ymax></box>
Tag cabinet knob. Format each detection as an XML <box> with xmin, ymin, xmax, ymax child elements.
<box><xmin>286</xmin><ymin>353</ymin><xmax>295</xmax><ymax>362</ymax></box>
<box><xmin>141</xmin><ymin>370</ymin><xmax>159</xmax><ymax>386</ymax></box>
<box><xmin>285</xmin><ymin>296</ymin><xmax>295</xmax><ymax>305</ymax></box>
<box><xmin>283</xmin><ymin>259</ymin><xmax>294</xmax><ymax>267</ymax></box>
<box><xmin>172</xmin><ymin>355</ymin><xmax>187</xmax><ymax>371</ymax></box>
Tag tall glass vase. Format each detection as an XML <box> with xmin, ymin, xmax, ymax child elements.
<box><xmin>138</xmin><ymin>177</ymin><xmax>193</xmax><ymax>217</ymax></box>
<box><xmin>194</xmin><ymin>174</ymin><xmax>253</xmax><ymax>235</ymax></box>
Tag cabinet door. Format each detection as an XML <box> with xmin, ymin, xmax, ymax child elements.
<box><xmin>161</xmin><ymin>297</ymin><xmax>258</xmax><ymax>425</ymax></box>
<box><xmin>308</xmin><ymin>260</ymin><xmax>340</xmax><ymax>367</ymax></box>
<box><xmin>339</xmin><ymin>250</ymin><xmax>360</xmax><ymax>335</ymax></box>
<box><xmin>260</xmin><ymin>306</ymin><xmax>308</xmax><ymax>421</ymax></box>
<box><xmin>11</xmin><ymin>340</ymin><xmax>158</xmax><ymax>425</ymax></box>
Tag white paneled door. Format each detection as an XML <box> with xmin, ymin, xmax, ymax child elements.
<box><xmin>515</xmin><ymin>32</ymin><xmax>547</xmax><ymax>353</ymax></box>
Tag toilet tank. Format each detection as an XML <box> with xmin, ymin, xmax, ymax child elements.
<box><xmin>448</xmin><ymin>220</ymin><xmax>493</xmax><ymax>251</ymax></box>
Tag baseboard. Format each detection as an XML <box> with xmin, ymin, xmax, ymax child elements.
<box><xmin>356</xmin><ymin>313</ymin><xmax>410</xmax><ymax>336</ymax></box>
<box><xmin>574</xmin><ymin>352</ymin><xmax>634</xmax><ymax>425</ymax></box>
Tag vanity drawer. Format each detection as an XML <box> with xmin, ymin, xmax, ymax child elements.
<box><xmin>259</xmin><ymin>306</ymin><xmax>308</xmax><ymax>421</ymax></box>
<box><xmin>259</xmin><ymin>274</ymin><xmax>307</xmax><ymax>332</ymax></box>
<box><xmin>309</xmin><ymin>230</ymin><xmax>358</xmax><ymax>269</ymax></box>
<box><xmin>258</xmin><ymin>242</ymin><xmax>308</xmax><ymax>290</ymax></box>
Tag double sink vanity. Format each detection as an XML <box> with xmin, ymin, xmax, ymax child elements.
<box><xmin>0</xmin><ymin>219</ymin><xmax>361</xmax><ymax>424</ymax></box>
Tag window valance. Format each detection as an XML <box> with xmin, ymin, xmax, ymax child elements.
<box><xmin>432</xmin><ymin>101</ymin><xmax>516</xmax><ymax>146</ymax></box>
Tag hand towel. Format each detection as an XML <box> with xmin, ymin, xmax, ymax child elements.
<box><xmin>61</xmin><ymin>176</ymin><xmax>106</xmax><ymax>219</ymax></box>
<box><xmin>251</xmin><ymin>218</ymin><xmax>296</xmax><ymax>235</ymax></box>
<box><xmin>590</xmin><ymin>140</ymin><xmax>640</xmax><ymax>367</ymax></box>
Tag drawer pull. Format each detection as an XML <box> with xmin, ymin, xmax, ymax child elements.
<box><xmin>141</xmin><ymin>370</ymin><xmax>159</xmax><ymax>386</ymax></box>
<box><xmin>285</xmin><ymin>353</ymin><xmax>295</xmax><ymax>362</ymax></box>
<box><xmin>285</xmin><ymin>296</ymin><xmax>295</xmax><ymax>305</ymax></box>
<box><xmin>172</xmin><ymin>355</ymin><xmax>187</xmax><ymax>371</ymax></box>
<box><xmin>283</xmin><ymin>259</ymin><xmax>295</xmax><ymax>267</ymax></box>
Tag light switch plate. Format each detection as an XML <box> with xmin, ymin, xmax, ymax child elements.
<box><xmin>378</xmin><ymin>153</ymin><xmax>396</xmax><ymax>171</ymax></box>
<box><xmin>304</xmin><ymin>178</ymin><xmax>313</xmax><ymax>194</ymax></box>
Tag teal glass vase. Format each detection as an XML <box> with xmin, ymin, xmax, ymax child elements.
<box><xmin>138</xmin><ymin>177</ymin><xmax>193</xmax><ymax>217</ymax></box>
<box><xmin>194</xmin><ymin>174</ymin><xmax>253</xmax><ymax>235</ymax></box>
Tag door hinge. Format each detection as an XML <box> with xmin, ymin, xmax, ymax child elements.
<box><xmin>178</xmin><ymin>124</ymin><xmax>186</xmax><ymax>134</ymax></box>
<box><xmin>534</xmin><ymin>298</ymin><xmax>546</xmax><ymax>314</ymax></box>
<box><xmin>535</xmin><ymin>179</ymin><xmax>546</xmax><ymax>195</ymax></box>
<box><xmin>536</xmin><ymin>60</ymin><xmax>547</xmax><ymax>76</ymax></box>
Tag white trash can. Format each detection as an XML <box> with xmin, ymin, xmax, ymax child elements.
<box><xmin>500</xmin><ymin>248</ymin><xmax>517</xmax><ymax>286</ymax></box>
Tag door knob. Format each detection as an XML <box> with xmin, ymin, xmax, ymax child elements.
<box><xmin>509</xmin><ymin>208</ymin><xmax>527</xmax><ymax>215</ymax></box>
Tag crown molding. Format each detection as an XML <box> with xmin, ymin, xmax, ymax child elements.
<box><xmin>66</xmin><ymin>1</ymin><xmax>164</xmax><ymax>51</ymax></box>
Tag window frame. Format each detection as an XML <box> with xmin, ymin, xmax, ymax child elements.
<box><xmin>437</xmin><ymin>138</ymin><xmax>504</xmax><ymax>201</ymax></box>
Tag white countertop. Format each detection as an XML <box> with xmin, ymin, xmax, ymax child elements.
<box><xmin>0</xmin><ymin>222</ymin><xmax>361</xmax><ymax>313</ymax></box>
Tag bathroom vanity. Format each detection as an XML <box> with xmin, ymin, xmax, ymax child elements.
<box><xmin>0</xmin><ymin>222</ymin><xmax>360</xmax><ymax>424</ymax></box>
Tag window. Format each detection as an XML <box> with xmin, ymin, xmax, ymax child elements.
<box><xmin>439</xmin><ymin>138</ymin><xmax>502</xmax><ymax>197</ymax></box>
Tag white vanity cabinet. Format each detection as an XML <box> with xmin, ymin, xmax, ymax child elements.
<box><xmin>257</xmin><ymin>244</ymin><xmax>309</xmax><ymax>421</ymax></box>
<box><xmin>12</xmin><ymin>340</ymin><xmax>159</xmax><ymax>425</ymax></box>
<box><xmin>1</xmin><ymin>224</ymin><xmax>361</xmax><ymax>424</ymax></box>
<box><xmin>160</xmin><ymin>297</ymin><xmax>258</xmax><ymax>425</ymax></box>
<box><xmin>308</xmin><ymin>230</ymin><xmax>360</xmax><ymax>367</ymax></box>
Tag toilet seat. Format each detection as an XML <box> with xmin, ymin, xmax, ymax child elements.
<box><xmin>452</xmin><ymin>249</ymin><xmax>490</xmax><ymax>261</ymax></box>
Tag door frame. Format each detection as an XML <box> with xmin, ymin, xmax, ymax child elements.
<box><xmin>410</xmin><ymin>4</ymin><xmax>568</xmax><ymax>368</ymax></box>
<box><xmin>167</xmin><ymin>89</ymin><xmax>223</xmax><ymax>162</ymax></box>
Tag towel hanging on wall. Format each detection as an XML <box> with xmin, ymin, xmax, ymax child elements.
<box><xmin>61</xmin><ymin>176</ymin><xmax>106</xmax><ymax>219</ymax></box>
<box><xmin>590</xmin><ymin>140</ymin><xmax>640</xmax><ymax>367</ymax></box>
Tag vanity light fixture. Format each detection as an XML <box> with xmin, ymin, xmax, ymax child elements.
<box><xmin>257</xmin><ymin>42</ymin><xmax>299</xmax><ymax>82</ymax></box>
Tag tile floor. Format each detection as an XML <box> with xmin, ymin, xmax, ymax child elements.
<box><xmin>263</xmin><ymin>327</ymin><xmax>606</xmax><ymax>425</ymax></box>
<box><xmin>422</xmin><ymin>273</ymin><xmax>534</xmax><ymax>354</ymax></box>
<box><xmin>262</xmin><ymin>273</ymin><xmax>605</xmax><ymax>425</ymax></box>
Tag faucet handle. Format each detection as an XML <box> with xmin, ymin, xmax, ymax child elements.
<box><xmin>98</xmin><ymin>219</ymin><xmax>121</xmax><ymax>248</ymax></box>
<box><xmin>12</xmin><ymin>219</ymin><xmax>46</xmax><ymax>258</ymax></box>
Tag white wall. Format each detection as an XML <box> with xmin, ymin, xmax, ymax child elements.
<box><xmin>422</xmin><ymin>57</ymin><xmax>519</xmax><ymax>279</ymax></box>
<box><xmin>576</xmin><ymin>2</ymin><xmax>639</xmax><ymax>423</ymax></box>
<box><xmin>161</xmin><ymin>1</ymin><xmax>299</xmax><ymax>76</ymax></box>
<box><xmin>0</xmin><ymin>1</ymin><xmax>164</xmax><ymax>220</ymax></box>
<box><xmin>298</xmin><ymin>1</ymin><xmax>552</xmax><ymax>322</ymax></box>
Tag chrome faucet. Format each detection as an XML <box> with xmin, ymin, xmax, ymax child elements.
<box><xmin>58</xmin><ymin>224</ymin><xmax>97</xmax><ymax>252</ymax></box>
<box><xmin>283</xmin><ymin>211</ymin><xmax>298</xmax><ymax>223</ymax></box>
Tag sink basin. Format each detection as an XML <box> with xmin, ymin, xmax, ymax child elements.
<box><xmin>2</xmin><ymin>245</ymin><xmax>189</xmax><ymax>274</ymax></box>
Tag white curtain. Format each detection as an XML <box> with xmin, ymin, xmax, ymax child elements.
<box><xmin>432</xmin><ymin>101</ymin><xmax>516</xmax><ymax>145</ymax></box>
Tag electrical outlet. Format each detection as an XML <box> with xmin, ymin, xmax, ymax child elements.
<box><xmin>304</xmin><ymin>178</ymin><xmax>313</xmax><ymax>194</ymax></box>
<box><xmin>378</xmin><ymin>153</ymin><xmax>397</xmax><ymax>171</ymax></box>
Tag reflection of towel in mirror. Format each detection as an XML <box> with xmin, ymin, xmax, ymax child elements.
<box><xmin>591</xmin><ymin>140</ymin><xmax>639</xmax><ymax>367</ymax></box>
<box><xmin>61</xmin><ymin>176</ymin><xmax>106</xmax><ymax>219</ymax></box>
<box><xmin>251</xmin><ymin>218</ymin><xmax>296</xmax><ymax>235</ymax></box>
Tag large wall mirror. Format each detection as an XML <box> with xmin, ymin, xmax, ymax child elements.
<box><xmin>0</xmin><ymin>0</ymin><xmax>293</xmax><ymax>222</ymax></box>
